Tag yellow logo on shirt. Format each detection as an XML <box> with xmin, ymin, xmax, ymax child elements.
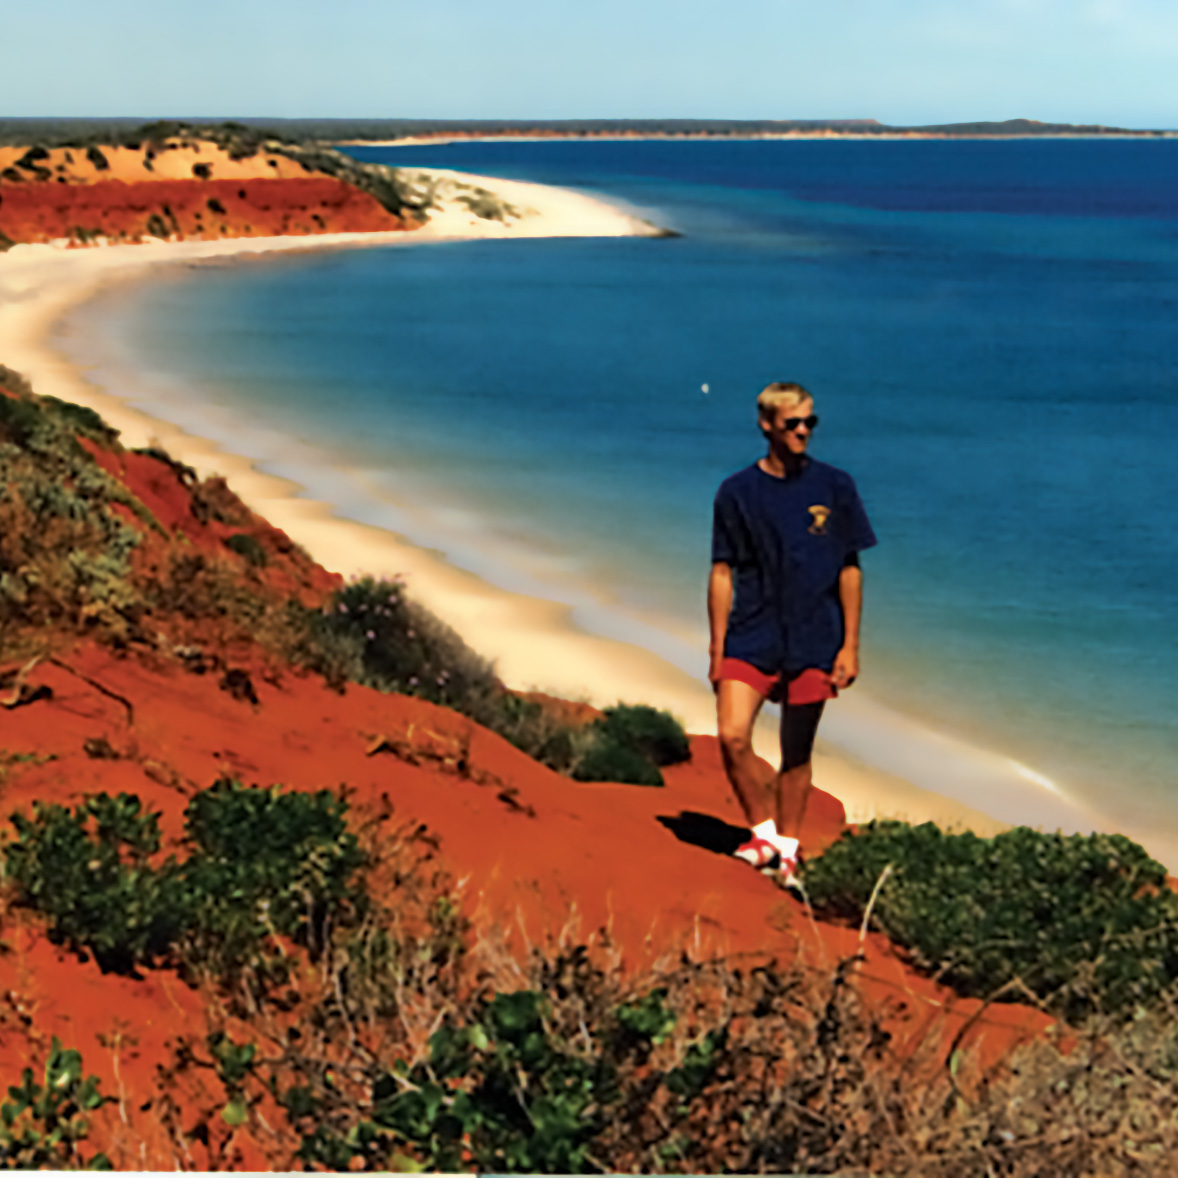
<box><xmin>808</xmin><ymin>505</ymin><xmax>832</xmax><ymax>535</ymax></box>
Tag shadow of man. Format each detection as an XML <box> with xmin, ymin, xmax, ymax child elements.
<box><xmin>657</xmin><ymin>810</ymin><xmax>752</xmax><ymax>858</ymax></box>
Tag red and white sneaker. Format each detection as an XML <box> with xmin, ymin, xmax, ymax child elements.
<box><xmin>773</xmin><ymin>848</ymin><xmax>805</xmax><ymax>895</ymax></box>
<box><xmin>733</xmin><ymin>836</ymin><xmax>781</xmax><ymax>871</ymax></box>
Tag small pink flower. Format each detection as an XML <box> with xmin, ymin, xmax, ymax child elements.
<box><xmin>408</xmin><ymin>676</ymin><xmax>419</xmax><ymax>686</ymax></box>
<box><xmin>366</xmin><ymin>630</ymin><xmax>375</xmax><ymax>640</ymax></box>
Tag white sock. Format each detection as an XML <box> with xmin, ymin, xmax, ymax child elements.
<box><xmin>752</xmin><ymin>819</ymin><xmax>778</xmax><ymax>842</ymax></box>
<box><xmin>775</xmin><ymin>835</ymin><xmax>800</xmax><ymax>861</ymax></box>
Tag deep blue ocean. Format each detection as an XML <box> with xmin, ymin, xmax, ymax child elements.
<box><xmin>62</xmin><ymin>139</ymin><xmax>1178</xmax><ymax>845</ymax></box>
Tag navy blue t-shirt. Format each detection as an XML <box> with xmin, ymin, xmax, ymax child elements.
<box><xmin>712</xmin><ymin>459</ymin><xmax>877</xmax><ymax>677</ymax></box>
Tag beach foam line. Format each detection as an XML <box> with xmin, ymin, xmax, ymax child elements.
<box><xmin>0</xmin><ymin>172</ymin><xmax>1121</xmax><ymax>856</ymax></box>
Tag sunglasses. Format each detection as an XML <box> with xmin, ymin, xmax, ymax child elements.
<box><xmin>783</xmin><ymin>414</ymin><xmax>819</xmax><ymax>432</ymax></box>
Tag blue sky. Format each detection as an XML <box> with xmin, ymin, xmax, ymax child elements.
<box><xmin>6</xmin><ymin>0</ymin><xmax>1176</xmax><ymax>127</ymax></box>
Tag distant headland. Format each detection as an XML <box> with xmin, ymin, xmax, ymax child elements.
<box><xmin>0</xmin><ymin>121</ymin><xmax>666</xmax><ymax>250</ymax></box>
<box><xmin>2</xmin><ymin>116</ymin><xmax>1174</xmax><ymax>151</ymax></box>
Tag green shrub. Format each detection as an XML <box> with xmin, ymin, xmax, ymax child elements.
<box><xmin>804</xmin><ymin>820</ymin><xmax>1178</xmax><ymax>1020</ymax></box>
<box><xmin>14</xmin><ymin>146</ymin><xmax>51</xmax><ymax>181</ymax></box>
<box><xmin>3</xmin><ymin>794</ymin><xmax>185</xmax><ymax>973</ymax></box>
<box><xmin>455</xmin><ymin>188</ymin><xmax>518</xmax><ymax>222</ymax></box>
<box><xmin>179</xmin><ymin>778</ymin><xmax>368</xmax><ymax>977</ymax></box>
<box><xmin>223</xmin><ymin>532</ymin><xmax>267</xmax><ymax>568</ymax></box>
<box><xmin>593</xmin><ymin>703</ymin><xmax>690</xmax><ymax>767</ymax></box>
<box><xmin>0</xmin><ymin>392</ymin><xmax>44</xmax><ymax>447</ymax></box>
<box><xmin>85</xmin><ymin>145</ymin><xmax>109</xmax><ymax>171</ymax></box>
<box><xmin>0</xmin><ymin>384</ymin><xmax>168</xmax><ymax>635</ymax></box>
<box><xmin>572</xmin><ymin>739</ymin><xmax>664</xmax><ymax>787</ymax></box>
<box><xmin>292</xmin><ymin>986</ymin><xmax>687</xmax><ymax>1173</ymax></box>
<box><xmin>291</xmin><ymin>578</ymin><xmax>693</xmax><ymax>786</ymax></box>
<box><xmin>143</xmin><ymin>213</ymin><xmax>170</xmax><ymax>239</ymax></box>
<box><xmin>483</xmin><ymin>694</ymin><xmax>580</xmax><ymax>775</ymax></box>
<box><xmin>2</xmin><ymin>781</ymin><xmax>368</xmax><ymax>987</ymax></box>
<box><xmin>39</xmin><ymin>397</ymin><xmax>120</xmax><ymax>446</ymax></box>
<box><xmin>303</xmin><ymin>576</ymin><xmax>499</xmax><ymax>713</ymax></box>
<box><xmin>0</xmin><ymin>1037</ymin><xmax>110</xmax><ymax>1170</ymax></box>
<box><xmin>295</xmin><ymin>578</ymin><xmax>676</xmax><ymax>785</ymax></box>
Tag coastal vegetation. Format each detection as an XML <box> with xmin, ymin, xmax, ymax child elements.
<box><xmin>7</xmin><ymin>777</ymin><xmax>1178</xmax><ymax>1171</ymax></box>
<box><xmin>7</xmin><ymin>370</ymin><xmax>1178</xmax><ymax>1169</ymax></box>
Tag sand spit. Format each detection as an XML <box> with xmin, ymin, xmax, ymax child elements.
<box><xmin>0</xmin><ymin>166</ymin><xmax>1078</xmax><ymax>842</ymax></box>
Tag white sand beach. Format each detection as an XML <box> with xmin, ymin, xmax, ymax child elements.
<box><xmin>0</xmin><ymin>165</ymin><xmax>1095</xmax><ymax>843</ymax></box>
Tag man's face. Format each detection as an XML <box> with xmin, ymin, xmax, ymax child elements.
<box><xmin>762</xmin><ymin>399</ymin><xmax>816</xmax><ymax>455</ymax></box>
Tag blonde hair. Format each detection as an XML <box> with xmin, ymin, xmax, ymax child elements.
<box><xmin>756</xmin><ymin>381</ymin><xmax>813</xmax><ymax>422</ymax></box>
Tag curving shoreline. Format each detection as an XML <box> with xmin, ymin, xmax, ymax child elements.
<box><xmin>0</xmin><ymin>165</ymin><xmax>1110</xmax><ymax>849</ymax></box>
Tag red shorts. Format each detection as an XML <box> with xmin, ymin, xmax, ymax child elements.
<box><xmin>715</xmin><ymin>658</ymin><xmax>836</xmax><ymax>705</ymax></box>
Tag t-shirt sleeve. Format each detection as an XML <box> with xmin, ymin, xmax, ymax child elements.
<box><xmin>836</xmin><ymin>472</ymin><xmax>878</xmax><ymax>553</ymax></box>
<box><xmin>711</xmin><ymin>484</ymin><xmax>747</xmax><ymax>565</ymax></box>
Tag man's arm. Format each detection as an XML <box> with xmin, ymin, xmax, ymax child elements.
<box><xmin>832</xmin><ymin>553</ymin><xmax>863</xmax><ymax>689</ymax></box>
<box><xmin>707</xmin><ymin>562</ymin><xmax>734</xmax><ymax>683</ymax></box>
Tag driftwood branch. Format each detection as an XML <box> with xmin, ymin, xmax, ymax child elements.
<box><xmin>0</xmin><ymin>656</ymin><xmax>52</xmax><ymax>709</ymax></box>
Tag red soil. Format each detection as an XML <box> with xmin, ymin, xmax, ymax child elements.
<box><xmin>0</xmin><ymin>177</ymin><xmax>414</xmax><ymax>246</ymax></box>
<box><xmin>79</xmin><ymin>438</ymin><xmax>340</xmax><ymax>605</ymax></box>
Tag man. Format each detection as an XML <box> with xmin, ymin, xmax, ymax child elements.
<box><xmin>709</xmin><ymin>381</ymin><xmax>876</xmax><ymax>882</ymax></box>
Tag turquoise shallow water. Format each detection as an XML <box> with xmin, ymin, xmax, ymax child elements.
<box><xmin>58</xmin><ymin>139</ymin><xmax>1178</xmax><ymax>850</ymax></box>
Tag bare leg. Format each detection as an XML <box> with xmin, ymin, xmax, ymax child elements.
<box><xmin>715</xmin><ymin>679</ymin><xmax>774</xmax><ymax>826</ymax></box>
<box><xmin>775</xmin><ymin>701</ymin><xmax>824</xmax><ymax>841</ymax></box>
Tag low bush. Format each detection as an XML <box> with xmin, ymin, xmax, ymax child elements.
<box><xmin>2</xmin><ymin>781</ymin><xmax>368</xmax><ymax>988</ymax></box>
<box><xmin>804</xmin><ymin>820</ymin><xmax>1178</xmax><ymax>1020</ymax></box>
<box><xmin>572</xmin><ymin>739</ymin><xmax>664</xmax><ymax>787</ymax></box>
<box><xmin>455</xmin><ymin>188</ymin><xmax>518</xmax><ymax>223</ymax></box>
<box><xmin>179</xmin><ymin>779</ymin><xmax>368</xmax><ymax>980</ymax></box>
<box><xmin>593</xmin><ymin>703</ymin><xmax>691</xmax><ymax>767</ymax></box>
<box><xmin>0</xmin><ymin>378</ymin><xmax>173</xmax><ymax>646</ymax></box>
<box><xmin>0</xmin><ymin>1037</ymin><xmax>110</xmax><ymax>1170</ymax></box>
<box><xmin>287</xmin><ymin>977</ymin><xmax>726</xmax><ymax>1173</ymax></box>
<box><xmin>295</xmin><ymin>578</ymin><xmax>685</xmax><ymax>785</ymax></box>
<box><xmin>3</xmin><ymin>794</ymin><xmax>184</xmax><ymax>973</ymax></box>
<box><xmin>143</xmin><ymin>212</ymin><xmax>171</xmax><ymax>240</ymax></box>
<box><xmin>301</xmin><ymin>575</ymin><xmax>499</xmax><ymax>712</ymax></box>
<box><xmin>38</xmin><ymin>396</ymin><xmax>120</xmax><ymax>446</ymax></box>
<box><xmin>223</xmin><ymin>532</ymin><xmax>267</xmax><ymax>568</ymax></box>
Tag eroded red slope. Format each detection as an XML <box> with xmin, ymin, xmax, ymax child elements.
<box><xmin>0</xmin><ymin>642</ymin><xmax>1053</xmax><ymax>1167</ymax></box>
<box><xmin>0</xmin><ymin>177</ymin><xmax>414</xmax><ymax>245</ymax></box>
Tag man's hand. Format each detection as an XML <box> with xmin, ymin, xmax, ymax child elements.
<box><xmin>708</xmin><ymin>646</ymin><xmax>725</xmax><ymax>685</ymax></box>
<box><xmin>831</xmin><ymin>646</ymin><xmax>859</xmax><ymax>690</ymax></box>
